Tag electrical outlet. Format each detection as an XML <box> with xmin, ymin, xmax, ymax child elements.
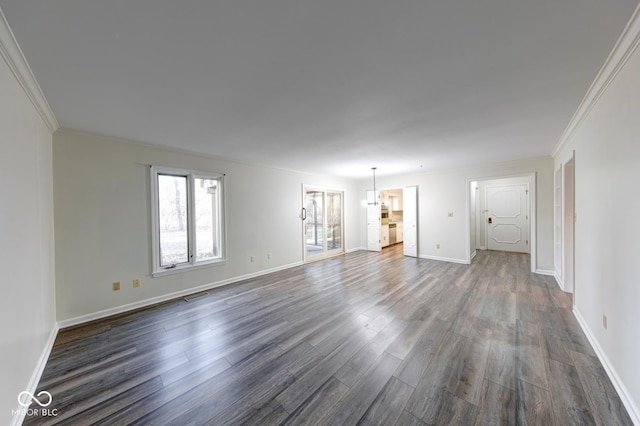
<box><xmin>436</xmin><ymin>244</ymin><xmax>440</xmax><ymax>249</ymax></box>
<box><xmin>250</xmin><ymin>255</ymin><xmax>255</xmax><ymax>262</ymax></box>
<box><xmin>133</xmin><ymin>279</ymin><xmax>141</xmax><ymax>288</ymax></box>
<box><xmin>267</xmin><ymin>253</ymin><xmax>271</xmax><ymax>260</ymax></box>
<box><xmin>448</xmin><ymin>212</ymin><xmax>454</xmax><ymax>218</ymax></box>
<box><xmin>112</xmin><ymin>281</ymin><xmax>121</xmax><ymax>291</ymax></box>
<box><xmin>603</xmin><ymin>314</ymin><xmax>607</xmax><ymax>330</ymax></box>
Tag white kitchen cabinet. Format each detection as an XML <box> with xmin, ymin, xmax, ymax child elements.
<box><xmin>389</xmin><ymin>195</ymin><xmax>403</xmax><ymax>211</ymax></box>
<box><xmin>397</xmin><ymin>224</ymin><xmax>404</xmax><ymax>243</ymax></box>
<box><xmin>381</xmin><ymin>224</ymin><xmax>390</xmax><ymax>248</ymax></box>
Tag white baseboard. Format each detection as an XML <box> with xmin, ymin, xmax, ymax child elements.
<box><xmin>573</xmin><ymin>307</ymin><xmax>640</xmax><ymax>425</ymax></box>
<box><xmin>346</xmin><ymin>246</ymin><xmax>367</xmax><ymax>253</ymax></box>
<box><xmin>535</xmin><ymin>269</ymin><xmax>555</xmax><ymax>276</ymax></box>
<box><xmin>10</xmin><ymin>324</ymin><xmax>59</xmax><ymax>426</ymax></box>
<box><xmin>470</xmin><ymin>250</ymin><xmax>477</xmax><ymax>261</ymax></box>
<box><xmin>58</xmin><ymin>261</ymin><xmax>304</xmax><ymax>329</ymax></box>
<box><xmin>478</xmin><ymin>246</ymin><xmax>487</xmax><ymax>250</ymax></box>
<box><xmin>554</xmin><ymin>271</ymin><xmax>565</xmax><ymax>291</ymax></box>
<box><xmin>419</xmin><ymin>254</ymin><xmax>468</xmax><ymax>264</ymax></box>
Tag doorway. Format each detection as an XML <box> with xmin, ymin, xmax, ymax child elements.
<box><xmin>467</xmin><ymin>173</ymin><xmax>536</xmax><ymax>272</ymax></box>
<box><xmin>302</xmin><ymin>186</ymin><xmax>344</xmax><ymax>262</ymax></box>
<box><xmin>563</xmin><ymin>157</ymin><xmax>575</xmax><ymax>294</ymax></box>
<box><xmin>366</xmin><ymin>187</ymin><xmax>418</xmax><ymax>257</ymax></box>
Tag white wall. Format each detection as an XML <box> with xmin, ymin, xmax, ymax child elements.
<box><xmin>553</xmin><ymin>22</ymin><xmax>640</xmax><ymax>420</ymax></box>
<box><xmin>364</xmin><ymin>157</ymin><xmax>554</xmax><ymax>270</ymax></box>
<box><xmin>53</xmin><ymin>129</ymin><xmax>362</xmax><ymax>323</ymax></box>
<box><xmin>0</xmin><ymin>31</ymin><xmax>56</xmax><ymax>424</ymax></box>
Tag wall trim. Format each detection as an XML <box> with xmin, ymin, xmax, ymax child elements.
<box><xmin>470</xmin><ymin>250</ymin><xmax>477</xmax><ymax>261</ymax></box>
<box><xmin>10</xmin><ymin>324</ymin><xmax>59</xmax><ymax>426</ymax></box>
<box><xmin>554</xmin><ymin>271</ymin><xmax>565</xmax><ymax>291</ymax></box>
<box><xmin>346</xmin><ymin>247</ymin><xmax>367</xmax><ymax>253</ymax></box>
<box><xmin>552</xmin><ymin>3</ymin><xmax>640</xmax><ymax>157</ymax></box>
<box><xmin>573</xmin><ymin>306</ymin><xmax>640</xmax><ymax>425</ymax></box>
<box><xmin>0</xmin><ymin>8</ymin><xmax>58</xmax><ymax>133</ymax></box>
<box><xmin>58</xmin><ymin>261</ymin><xmax>304</xmax><ymax>328</ymax></box>
<box><xmin>419</xmin><ymin>254</ymin><xmax>468</xmax><ymax>265</ymax></box>
<box><xmin>535</xmin><ymin>269</ymin><xmax>555</xmax><ymax>276</ymax></box>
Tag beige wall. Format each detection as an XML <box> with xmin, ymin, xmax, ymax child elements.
<box><xmin>53</xmin><ymin>129</ymin><xmax>363</xmax><ymax>323</ymax></box>
<box><xmin>0</xmin><ymin>36</ymin><xmax>56</xmax><ymax>424</ymax></box>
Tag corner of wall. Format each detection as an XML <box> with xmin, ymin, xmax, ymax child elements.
<box><xmin>553</xmin><ymin>271</ymin><xmax>564</xmax><ymax>291</ymax></box>
<box><xmin>0</xmin><ymin>7</ymin><xmax>59</xmax><ymax>133</ymax></box>
<box><xmin>9</xmin><ymin>325</ymin><xmax>59</xmax><ymax>426</ymax></box>
<box><xmin>1</xmin><ymin>8</ymin><xmax>59</xmax><ymax>425</ymax></box>
<box><xmin>551</xmin><ymin>3</ymin><xmax>640</xmax><ymax>158</ymax></box>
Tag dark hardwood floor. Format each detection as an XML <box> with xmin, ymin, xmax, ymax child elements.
<box><xmin>26</xmin><ymin>246</ymin><xmax>632</xmax><ymax>425</ymax></box>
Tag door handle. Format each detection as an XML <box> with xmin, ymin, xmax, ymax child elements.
<box><xmin>488</xmin><ymin>217</ymin><xmax>492</xmax><ymax>224</ymax></box>
<box><xmin>301</xmin><ymin>207</ymin><xmax>307</xmax><ymax>221</ymax></box>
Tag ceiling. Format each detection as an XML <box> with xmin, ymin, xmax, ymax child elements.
<box><xmin>2</xmin><ymin>1</ymin><xmax>638</xmax><ymax>178</ymax></box>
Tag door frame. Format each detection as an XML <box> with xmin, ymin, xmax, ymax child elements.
<box><xmin>465</xmin><ymin>172</ymin><xmax>537</xmax><ymax>273</ymax></box>
<box><xmin>563</xmin><ymin>154</ymin><xmax>575</xmax><ymax>296</ymax></box>
<box><xmin>365</xmin><ymin>186</ymin><xmax>417</xmax><ymax>257</ymax></box>
<box><xmin>302</xmin><ymin>184</ymin><xmax>346</xmax><ymax>263</ymax></box>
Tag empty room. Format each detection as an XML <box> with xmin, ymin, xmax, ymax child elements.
<box><xmin>2</xmin><ymin>1</ymin><xmax>639</xmax><ymax>425</ymax></box>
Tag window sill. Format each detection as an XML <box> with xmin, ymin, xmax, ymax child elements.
<box><xmin>152</xmin><ymin>258</ymin><xmax>226</xmax><ymax>278</ymax></box>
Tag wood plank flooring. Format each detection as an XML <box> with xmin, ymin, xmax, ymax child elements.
<box><xmin>25</xmin><ymin>246</ymin><xmax>633</xmax><ymax>425</ymax></box>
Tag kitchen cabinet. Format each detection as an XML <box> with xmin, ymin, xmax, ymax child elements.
<box><xmin>381</xmin><ymin>224</ymin><xmax>390</xmax><ymax>248</ymax></box>
<box><xmin>397</xmin><ymin>224</ymin><xmax>404</xmax><ymax>243</ymax></box>
<box><xmin>389</xmin><ymin>195</ymin><xmax>403</xmax><ymax>211</ymax></box>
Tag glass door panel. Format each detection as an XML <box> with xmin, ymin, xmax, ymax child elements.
<box><xmin>326</xmin><ymin>192</ymin><xmax>342</xmax><ymax>251</ymax></box>
<box><xmin>304</xmin><ymin>187</ymin><xmax>344</xmax><ymax>262</ymax></box>
<box><xmin>305</xmin><ymin>191</ymin><xmax>324</xmax><ymax>256</ymax></box>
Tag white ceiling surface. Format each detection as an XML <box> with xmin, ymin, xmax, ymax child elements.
<box><xmin>2</xmin><ymin>1</ymin><xmax>638</xmax><ymax>178</ymax></box>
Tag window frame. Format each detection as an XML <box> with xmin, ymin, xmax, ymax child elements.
<box><xmin>150</xmin><ymin>165</ymin><xmax>226</xmax><ymax>277</ymax></box>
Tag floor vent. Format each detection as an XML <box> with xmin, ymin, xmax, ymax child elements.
<box><xmin>183</xmin><ymin>292</ymin><xmax>209</xmax><ymax>302</ymax></box>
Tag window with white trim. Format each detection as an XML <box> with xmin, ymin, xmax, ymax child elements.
<box><xmin>151</xmin><ymin>166</ymin><xmax>225</xmax><ymax>276</ymax></box>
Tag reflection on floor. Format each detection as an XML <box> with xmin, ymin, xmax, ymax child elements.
<box><xmin>25</xmin><ymin>245</ymin><xmax>633</xmax><ymax>425</ymax></box>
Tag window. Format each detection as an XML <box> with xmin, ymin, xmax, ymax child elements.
<box><xmin>151</xmin><ymin>166</ymin><xmax>225</xmax><ymax>276</ymax></box>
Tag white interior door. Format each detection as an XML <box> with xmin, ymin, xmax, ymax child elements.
<box><xmin>403</xmin><ymin>186</ymin><xmax>418</xmax><ymax>257</ymax></box>
<box><xmin>367</xmin><ymin>203</ymin><xmax>381</xmax><ymax>252</ymax></box>
<box><xmin>486</xmin><ymin>184</ymin><xmax>529</xmax><ymax>253</ymax></box>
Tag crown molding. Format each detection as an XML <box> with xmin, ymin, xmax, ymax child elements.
<box><xmin>0</xmin><ymin>7</ymin><xmax>58</xmax><ymax>133</ymax></box>
<box><xmin>552</xmin><ymin>4</ymin><xmax>640</xmax><ymax>158</ymax></box>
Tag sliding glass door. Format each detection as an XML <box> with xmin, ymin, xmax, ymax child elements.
<box><xmin>305</xmin><ymin>190</ymin><xmax>324</xmax><ymax>256</ymax></box>
<box><xmin>303</xmin><ymin>186</ymin><xmax>344</xmax><ymax>261</ymax></box>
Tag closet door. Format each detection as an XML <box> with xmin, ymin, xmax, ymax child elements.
<box><xmin>403</xmin><ymin>186</ymin><xmax>418</xmax><ymax>257</ymax></box>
